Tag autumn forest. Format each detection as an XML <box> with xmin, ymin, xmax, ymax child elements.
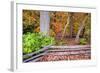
<box><xmin>23</xmin><ymin>10</ymin><xmax>91</xmax><ymax>62</ymax></box>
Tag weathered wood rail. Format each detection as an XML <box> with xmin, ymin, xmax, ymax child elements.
<box><xmin>23</xmin><ymin>45</ymin><xmax>91</xmax><ymax>62</ymax></box>
<box><xmin>47</xmin><ymin>50</ymin><xmax>90</xmax><ymax>55</ymax></box>
<box><xmin>49</xmin><ymin>45</ymin><xmax>90</xmax><ymax>49</ymax></box>
<box><xmin>23</xmin><ymin>45</ymin><xmax>51</xmax><ymax>63</ymax></box>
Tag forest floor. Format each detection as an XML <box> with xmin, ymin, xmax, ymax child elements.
<box><xmin>63</xmin><ymin>38</ymin><xmax>77</xmax><ymax>45</ymax></box>
<box><xmin>55</xmin><ymin>37</ymin><xmax>78</xmax><ymax>45</ymax></box>
<box><xmin>55</xmin><ymin>37</ymin><xmax>90</xmax><ymax>45</ymax></box>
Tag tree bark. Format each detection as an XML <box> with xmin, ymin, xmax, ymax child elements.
<box><xmin>69</xmin><ymin>13</ymin><xmax>73</xmax><ymax>38</ymax></box>
<box><xmin>40</xmin><ymin>11</ymin><xmax>50</xmax><ymax>35</ymax></box>
<box><xmin>75</xmin><ymin>14</ymin><xmax>88</xmax><ymax>43</ymax></box>
<box><xmin>61</xmin><ymin>13</ymin><xmax>70</xmax><ymax>40</ymax></box>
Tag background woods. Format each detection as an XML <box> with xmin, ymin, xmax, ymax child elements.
<box><xmin>23</xmin><ymin>10</ymin><xmax>91</xmax><ymax>45</ymax></box>
<box><xmin>23</xmin><ymin>10</ymin><xmax>40</xmax><ymax>33</ymax></box>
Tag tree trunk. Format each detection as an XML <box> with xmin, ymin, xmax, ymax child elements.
<box><xmin>82</xmin><ymin>28</ymin><xmax>85</xmax><ymax>37</ymax></box>
<box><xmin>75</xmin><ymin>15</ymin><xmax>88</xmax><ymax>43</ymax></box>
<box><xmin>61</xmin><ymin>13</ymin><xmax>70</xmax><ymax>40</ymax></box>
<box><xmin>40</xmin><ymin>11</ymin><xmax>50</xmax><ymax>35</ymax></box>
<box><xmin>69</xmin><ymin>13</ymin><xmax>73</xmax><ymax>38</ymax></box>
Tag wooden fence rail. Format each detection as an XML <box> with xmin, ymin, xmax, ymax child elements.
<box><xmin>49</xmin><ymin>45</ymin><xmax>90</xmax><ymax>49</ymax></box>
<box><xmin>23</xmin><ymin>45</ymin><xmax>91</xmax><ymax>62</ymax></box>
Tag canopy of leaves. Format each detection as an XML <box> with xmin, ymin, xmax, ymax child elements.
<box><xmin>23</xmin><ymin>10</ymin><xmax>40</xmax><ymax>33</ymax></box>
<box><xmin>22</xmin><ymin>10</ymin><xmax>91</xmax><ymax>46</ymax></box>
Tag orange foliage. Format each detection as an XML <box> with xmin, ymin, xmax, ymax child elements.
<box><xmin>34</xmin><ymin>27</ymin><xmax>40</xmax><ymax>32</ymax></box>
<box><xmin>53</xmin><ymin>22</ymin><xmax>62</xmax><ymax>34</ymax></box>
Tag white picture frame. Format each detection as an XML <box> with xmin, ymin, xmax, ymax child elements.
<box><xmin>11</xmin><ymin>0</ymin><xmax>97</xmax><ymax>71</ymax></box>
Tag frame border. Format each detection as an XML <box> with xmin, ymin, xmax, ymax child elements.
<box><xmin>11</xmin><ymin>1</ymin><xmax>97</xmax><ymax>71</ymax></box>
